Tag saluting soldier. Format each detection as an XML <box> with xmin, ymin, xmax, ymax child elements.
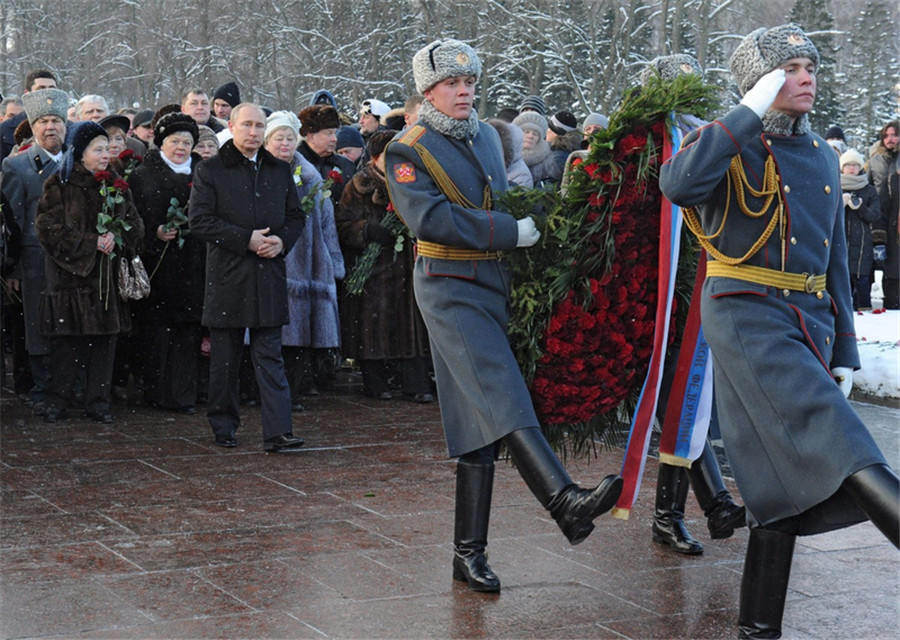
<box><xmin>659</xmin><ymin>24</ymin><xmax>899</xmax><ymax>638</ymax></box>
<box><xmin>385</xmin><ymin>39</ymin><xmax>622</xmax><ymax>594</ymax></box>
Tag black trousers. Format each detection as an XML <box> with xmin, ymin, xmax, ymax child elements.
<box><xmin>144</xmin><ymin>322</ymin><xmax>201</xmax><ymax>409</ymax></box>
<box><xmin>47</xmin><ymin>334</ymin><xmax>116</xmax><ymax>413</ymax></box>
<box><xmin>207</xmin><ymin>327</ymin><xmax>292</xmax><ymax>441</ymax></box>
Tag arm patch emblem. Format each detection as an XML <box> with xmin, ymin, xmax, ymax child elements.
<box><xmin>394</xmin><ymin>163</ymin><xmax>416</xmax><ymax>183</ymax></box>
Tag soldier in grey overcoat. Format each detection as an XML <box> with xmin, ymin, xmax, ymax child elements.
<box><xmin>0</xmin><ymin>89</ymin><xmax>69</xmax><ymax>411</ymax></box>
<box><xmin>659</xmin><ymin>24</ymin><xmax>898</xmax><ymax>638</ymax></box>
<box><xmin>385</xmin><ymin>39</ymin><xmax>622</xmax><ymax>594</ymax></box>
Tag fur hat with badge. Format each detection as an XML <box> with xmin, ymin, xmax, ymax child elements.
<box><xmin>154</xmin><ymin>112</ymin><xmax>199</xmax><ymax>148</ymax></box>
<box><xmin>639</xmin><ymin>54</ymin><xmax>703</xmax><ymax>85</ymax></box>
<box><xmin>22</xmin><ymin>88</ymin><xmax>69</xmax><ymax>125</ymax></box>
<box><xmin>298</xmin><ymin>105</ymin><xmax>341</xmax><ymax>137</ymax></box>
<box><xmin>412</xmin><ymin>39</ymin><xmax>482</xmax><ymax>93</ymax></box>
<box><xmin>729</xmin><ymin>23</ymin><xmax>820</xmax><ymax>96</ymax></box>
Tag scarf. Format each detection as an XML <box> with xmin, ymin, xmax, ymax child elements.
<box><xmin>840</xmin><ymin>172</ymin><xmax>869</xmax><ymax>193</ymax></box>
<box><xmin>522</xmin><ymin>139</ymin><xmax>552</xmax><ymax>168</ymax></box>
<box><xmin>418</xmin><ymin>100</ymin><xmax>480</xmax><ymax>140</ymax></box>
<box><xmin>160</xmin><ymin>152</ymin><xmax>192</xmax><ymax>175</ymax></box>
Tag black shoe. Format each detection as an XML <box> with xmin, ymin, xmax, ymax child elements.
<box><xmin>44</xmin><ymin>407</ymin><xmax>67</xmax><ymax>423</ymax></box>
<box><xmin>86</xmin><ymin>410</ymin><xmax>114</xmax><ymax>424</ymax></box>
<box><xmin>264</xmin><ymin>433</ymin><xmax>306</xmax><ymax>452</ymax></box>
<box><xmin>291</xmin><ymin>401</ymin><xmax>306</xmax><ymax>412</ymax></box>
<box><xmin>32</xmin><ymin>401</ymin><xmax>48</xmax><ymax>417</ymax></box>
<box><xmin>176</xmin><ymin>406</ymin><xmax>197</xmax><ymax>415</ymax></box>
<box><xmin>215</xmin><ymin>433</ymin><xmax>237</xmax><ymax>448</ymax></box>
<box><xmin>707</xmin><ymin>501</ymin><xmax>747</xmax><ymax>539</ymax></box>
<box><xmin>411</xmin><ymin>392</ymin><xmax>434</xmax><ymax>403</ymax></box>
<box><xmin>652</xmin><ymin>518</ymin><xmax>704</xmax><ymax>554</ymax></box>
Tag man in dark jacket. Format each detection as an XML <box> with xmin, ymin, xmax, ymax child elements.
<box><xmin>189</xmin><ymin>103</ymin><xmax>306</xmax><ymax>452</ymax></box>
<box><xmin>297</xmin><ymin>105</ymin><xmax>355</xmax><ymax>207</ymax></box>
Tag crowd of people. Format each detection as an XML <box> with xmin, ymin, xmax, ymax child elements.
<box><xmin>1</xmin><ymin>24</ymin><xmax>898</xmax><ymax>637</ymax></box>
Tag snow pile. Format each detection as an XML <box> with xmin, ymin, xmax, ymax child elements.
<box><xmin>854</xmin><ymin>309</ymin><xmax>899</xmax><ymax>400</ymax></box>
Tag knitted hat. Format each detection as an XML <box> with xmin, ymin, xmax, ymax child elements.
<box><xmin>583</xmin><ymin>112</ymin><xmax>609</xmax><ymax>130</ymax></box>
<box><xmin>839</xmin><ymin>148</ymin><xmax>865</xmax><ymax>170</ymax></box>
<box><xmin>132</xmin><ymin>108</ymin><xmax>154</xmax><ymax>128</ymax></box>
<box><xmin>213</xmin><ymin>82</ymin><xmax>241</xmax><ymax>108</ymax></box>
<box><xmin>729</xmin><ymin>23</ymin><xmax>820</xmax><ymax>96</ymax></box>
<box><xmin>99</xmin><ymin>114</ymin><xmax>130</xmax><ymax>135</ymax></box>
<box><xmin>265</xmin><ymin>110</ymin><xmax>301</xmax><ymax>140</ymax></box>
<box><xmin>310</xmin><ymin>89</ymin><xmax>337</xmax><ymax>109</ymax></box>
<box><xmin>518</xmin><ymin>95</ymin><xmax>546</xmax><ymax>116</ymax></box>
<box><xmin>196</xmin><ymin>125</ymin><xmax>218</xmax><ymax>148</ymax></box>
<box><xmin>298</xmin><ymin>105</ymin><xmax>341</xmax><ymax>137</ymax></box>
<box><xmin>639</xmin><ymin>54</ymin><xmax>703</xmax><ymax>85</ymax></box>
<box><xmin>22</xmin><ymin>88</ymin><xmax>69</xmax><ymax>125</ymax></box>
<box><xmin>548</xmin><ymin>110</ymin><xmax>578</xmax><ymax>135</ymax></box>
<box><xmin>412</xmin><ymin>39</ymin><xmax>482</xmax><ymax>93</ymax></box>
<box><xmin>825</xmin><ymin>125</ymin><xmax>845</xmax><ymax>141</ymax></box>
<box><xmin>154</xmin><ymin>112</ymin><xmax>199</xmax><ymax>148</ymax></box>
<box><xmin>58</xmin><ymin>121</ymin><xmax>107</xmax><ymax>182</ymax></box>
<box><xmin>336</xmin><ymin>125</ymin><xmax>365</xmax><ymax>151</ymax></box>
<box><xmin>512</xmin><ymin>111</ymin><xmax>548</xmax><ymax>137</ymax></box>
<box><xmin>359</xmin><ymin>98</ymin><xmax>390</xmax><ymax>118</ymax></box>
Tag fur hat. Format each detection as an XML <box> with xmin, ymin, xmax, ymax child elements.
<box><xmin>729</xmin><ymin>24</ymin><xmax>820</xmax><ymax>96</ymax></box>
<box><xmin>58</xmin><ymin>121</ymin><xmax>107</xmax><ymax>183</ymax></box>
<box><xmin>336</xmin><ymin>126</ymin><xmax>364</xmax><ymax>151</ymax></box>
<box><xmin>518</xmin><ymin>95</ymin><xmax>546</xmax><ymax>116</ymax></box>
<box><xmin>839</xmin><ymin>148</ymin><xmax>865</xmax><ymax>170</ymax></box>
<box><xmin>548</xmin><ymin>110</ymin><xmax>577</xmax><ymax>135</ymax></box>
<box><xmin>213</xmin><ymin>82</ymin><xmax>241</xmax><ymax>108</ymax></box>
<box><xmin>382</xmin><ymin>107</ymin><xmax>406</xmax><ymax>131</ymax></box>
<box><xmin>151</xmin><ymin>104</ymin><xmax>182</xmax><ymax>132</ymax></box>
<box><xmin>13</xmin><ymin>118</ymin><xmax>32</xmax><ymax>146</ymax></box>
<box><xmin>266</xmin><ymin>110</ymin><xmax>301</xmax><ymax>138</ymax></box>
<box><xmin>640</xmin><ymin>54</ymin><xmax>703</xmax><ymax>85</ymax></box>
<box><xmin>512</xmin><ymin>111</ymin><xmax>548</xmax><ymax>138</ymax></box>
<box><xmin>22</xmin><ymin>88</ymin><xmax>69</xmax><ymax>125</ymax></box>
<box><xmin>153</xmin><ymin>112</ymin><xmax>199</xmax><ymax>148</ymax></box>
<box><xmin>583</xmin><ymin>112</ymin><xmax>608</xmax><ymax>130</ymax></box>
<box><xmin>298</xmin><ymin>105</ymin><xmax>341</xmax><ymax>137</ymax></box>
<box><xmin>412</xmin><ymin>39</ymin><xmax>481</xmax><ymax>93</ymax></box>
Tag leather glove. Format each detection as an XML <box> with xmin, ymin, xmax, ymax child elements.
<box><xmin>831</xmin><ymin>367</ymin><xmax>853</xmax><ymax>398</ymax></box>
<box><xmin>516</xmin><ymin>217</ymin><xmax>540</xmax><ymax>248</ymax></box>
<box><xmin>365</xmin><ymin>222</ymin><xmax>395</xmax><ymax>246</ymax></box>
<box><xmin>740</xmin><ymin>69</ymin><xmax>786</xmax><ymax>119</ymax></box>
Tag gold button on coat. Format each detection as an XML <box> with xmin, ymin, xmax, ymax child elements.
<box><xmin>790</xmin><ymin>237</ymin><xmax>797</xmax><ymax>245</ymax></box>
<box><xmin>824</xmin><ymin>238</ymin><xmax>829</xmax><ymax>247</ymax></box>
<box><xmin>783</xmin><ymin>289</ymin><xmax>791</xmax><ymax>297</ymax></box>
<box><xmin>816</xmin><ymin>292</ymin><xmax>824</xmax><ymax>299</ymax></box>
<box><xmin>813</xmin><ymin>140</ymin><xmax>819</xmax><ymax>148</ymax></box>
<box><xmin>824</xmin><ymin>185</ymin><xmax>831</xmax><ymax>193</ymax></box>
<box><xmin>784</xmin><ymin>185</ymin><xmax>791</xmax><ymax>193</ymax></box>
<box><xmin>826</xmin><ymin>336</ymin><xmax>831</xmax><ymax>345</ymax></box>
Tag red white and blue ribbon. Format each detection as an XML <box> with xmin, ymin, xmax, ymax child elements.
<box><xmin>658</xmin><ymin>251</ymin><xmax>714</xmax><ymax>466</ymax></box>
<box><xmin>612</xmin><ymin>115</ymin><xmax>685</xmax><ymax>519</ymax></box>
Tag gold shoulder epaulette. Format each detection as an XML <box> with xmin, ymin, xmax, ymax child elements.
<box><xmin>396</xmin><ymin>125</ymin><xmax>426</xmax><ymax>146</ymax></box>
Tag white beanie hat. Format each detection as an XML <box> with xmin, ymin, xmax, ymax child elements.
<box><xmin>265</xmin><ymin>110</ymin><xmax>301</xmax><ymax>141</ymax></box>
<box><xmin>839</xmin><ymin>148</ymin><xmax>865</xmax><ymax>170</ymax></box>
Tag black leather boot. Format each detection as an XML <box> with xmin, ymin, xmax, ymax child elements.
<box><xmin>652</xmin><ymin>463</ymin><xmax>704</xmax><ymax>554</ymax></box>
<box><xmin>504</xmin><ymin>427</ymin><xmax>623</xmax><ymax>545</ymax></box>
<box><xmin>842</xmin><ymin>463</ymin><xmax>900</xmax><ymax>549</ymax></box>
<box><xmin>452</xmin><ymin>460</ymin><xmax>501</xmax><ymax>592</ymax></box>
<box><xmin>687</xmin><ymin>439</ymin><xmax>746</xmax><ymax>539</ymax></box>
<box><xmin>737</xmin><ymin>527</ymin><xmax>795</xmax><ymax>639</ymax></box>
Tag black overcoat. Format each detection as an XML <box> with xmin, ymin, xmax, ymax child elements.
<box><xmin>188</xmin><ymin>140</ymin><xmax>304</xmax><ymax>329</ymax></box>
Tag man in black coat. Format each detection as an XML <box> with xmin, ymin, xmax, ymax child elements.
<box><xmin>189</xmin><ymin>103</ymin><xmax>306</xmax><ymax>452</ymax></box>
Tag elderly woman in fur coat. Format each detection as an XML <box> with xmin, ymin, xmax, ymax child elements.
<box><xmin>264</xmin><ymin>111</ymin><xmax>345</xmax><ymax>408</ymax></box>
<box><xmin>335</xmin><ymin>131</ymin><xmax>432</xmax><ymax>401</ymax></box>
<box><xmin>35</xmin><ymin>121</ymin><xmax>144</xmax><ymax>423</ymax></box>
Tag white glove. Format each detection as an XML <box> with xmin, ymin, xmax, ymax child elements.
<box><xmin>516</xmin><ymin>217</ymin><xmax>540</xmax><ymax>248</ymax></box>
<box><xmin>842</xmin><ymin>193</ymin><xmax>852</xmax><ymax>207</ymax></box>
<box><xmin>831</xmin><ymin>367</ymin><xmax>853</xmax><ymax>398</ymax></box>
<box><xmin>740</xmin><ymin>69</ymin><xmax>786</xmax><ymax>119</ymax></box>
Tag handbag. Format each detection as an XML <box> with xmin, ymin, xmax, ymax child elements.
<box><xmin>117</xmin><ymin>255</ymin><xmax>151</xmax><ymax>300</ymax></box>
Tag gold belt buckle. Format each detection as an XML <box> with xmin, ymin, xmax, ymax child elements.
<box><xmin>803</xmin><ymin>273</ymin><xmax>816</xmax><ymax>294</ymax></box>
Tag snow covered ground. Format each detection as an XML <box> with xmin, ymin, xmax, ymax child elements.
<box><xmin>853</xmin><ymin>275</ymin><xmax>899</xmax><ymax>401</ymax></box>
